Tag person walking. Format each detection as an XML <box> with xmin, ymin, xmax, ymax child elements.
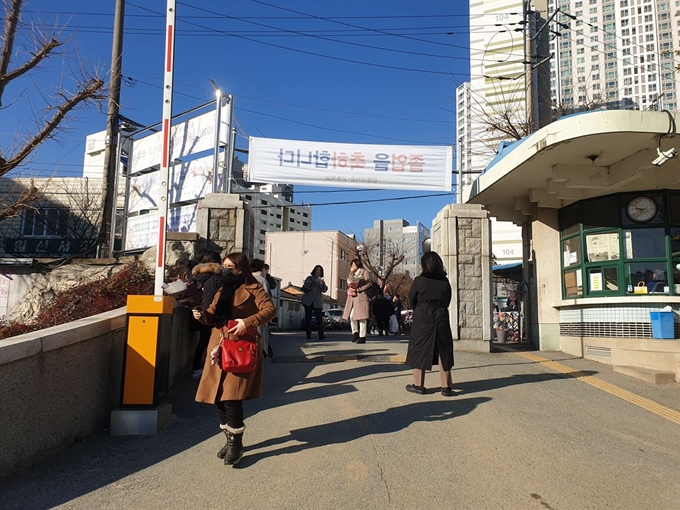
<box><xmin>250</xmin><ymin>258</ymin><xmax>273</xmax><ymax>358</ymax></box>
<box><xmin>371</xmin><ymin>292</ymin><xmax>394</xmax><ymax>336</ymax></box>
<box><xmin>405</xmin><ymin>251</ymin><xmax>455</xmax><ymax>397</ymax></box>
<box><xmin>188</xmin><ymin>249</ymin><xmax>224</xmax><ymax>379</ymax></box>
<box><xmin>192</xmin><ymin>252</ymin><xmax>276</xmax><ymax>466</ymax></box>
<box><xmin>301</xmin><ymin>265</ymin><xmax>328</xmax><ymax>340</ymax></box>
<box><xmin>343</xmin><ymin>258</ymin><xmax>373</xmax><ymax>344</ymax></box>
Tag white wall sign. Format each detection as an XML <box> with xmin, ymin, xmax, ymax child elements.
<box><xmin>128</xmin><ymin>155</ymin><xmax>214</xmax><ymax>213</ymax></box>
<box><xmin>130</xmin><ymin>106</ymin><xmax>230</xmax><ymax>174</ymax></box>
<box><xmin>248</xmin><ymin>137</ymin><xmax>452</xmax><ymax>191</ymax></box>
<box><xmin>125</xmin><ymin>203</ymin><xmax>198</xmax><ymax>250</ymax></box>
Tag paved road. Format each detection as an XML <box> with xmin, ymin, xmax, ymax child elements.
<box><xmin>1</xmin><ymin>330</ymin><xmax>679</xmax><ymax>509</ymax></box>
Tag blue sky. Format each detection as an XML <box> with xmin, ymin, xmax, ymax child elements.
<box><xmin>5</xmin><ymin>0</ymin><xmax>471</xmax><ymax>237</ymax></box>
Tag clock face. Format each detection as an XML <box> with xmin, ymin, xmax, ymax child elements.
<box><xmin>626</xmin><ymin>196</ymin><xmax>657</xmax><ymax>223</ymax></box>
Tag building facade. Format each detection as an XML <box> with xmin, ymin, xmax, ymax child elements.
<box><xmin>362</xmin><ymin>219</ymin><xmax>430</xmax><ymax>277</ymax></box>
<box><xmin>265</xmin><ymin>230</ymin><xmax>358</xmax><ymax>307</ymax></box>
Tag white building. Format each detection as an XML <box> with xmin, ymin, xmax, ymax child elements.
<box><xmin>362</xmin><ymin>219</ymin><xmax>430</xmax><ymax>276</ymax></box>
<box><xmin>238</xmin><ymin>183</ymin><xmax>312</xmax><ymax>259</ymax></box>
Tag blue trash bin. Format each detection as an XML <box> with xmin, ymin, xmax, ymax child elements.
<box><xmin>650</xmin><ymin>311</ymin><xmax>675</xmax><ymax>339</ymax></box>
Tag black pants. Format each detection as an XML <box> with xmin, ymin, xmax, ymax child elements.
<box><xmin>303</xmin><ymin>304</ymin><xmax>324</xmax><ymax>337</ymax></box>
<box><xmin>216</xmin><ymin>400</ymin><xmax>244</xmax><ymax>428</ymax></box>
<box><xmin>193</xmin><ymin>325</ymin><xmax>211</xmax><ymax>370</ymax></box>
<box><xmin>375</xmin><ymin>314</ymin><xmax>390</xmax><ymax>336</ymax></box>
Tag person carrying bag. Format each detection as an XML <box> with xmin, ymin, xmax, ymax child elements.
<box><xmin>193</xmin><ymin>252</ymin><xmax>275</xmax><ymax>467</ymax></box>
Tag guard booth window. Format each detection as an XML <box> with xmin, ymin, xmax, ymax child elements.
<box><xmin>559</xmin><ymin>191</ymin><xmax>680</xmax><ymax>298</ymax></box>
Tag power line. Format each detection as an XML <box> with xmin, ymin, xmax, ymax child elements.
<box><xmin>127</xmin><ymin>2</ymin><xmax>466</xmax><ymax>77</ymax></box>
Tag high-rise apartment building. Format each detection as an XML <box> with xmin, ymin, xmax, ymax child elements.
<box><xmin>362</xmin><ymin>219</ymin><xmax>430</xmax><ymax>277</ymax></box>
<box><xmin>549</xmin><ymin>0</ymin><xmax>678</xmax><ymax>113</ymax></box>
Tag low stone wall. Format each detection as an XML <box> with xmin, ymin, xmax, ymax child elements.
<box><xmin>0</xmin><ymin>306</ymin><xmax>195</xmax><ymax>477</ymax></box>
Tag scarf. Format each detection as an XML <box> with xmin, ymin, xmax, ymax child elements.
<box><xmin>348</xmin><ymin>267</ymin><xmax>364</xmax><ymax>283</ymax></box>
<box><xmin>213</xmin><ymin>272</ymin><xmax>246</xmax><ymax>326</ymax></box>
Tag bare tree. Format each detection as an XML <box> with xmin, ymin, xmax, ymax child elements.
<box><xmin>356</xmin><ymin>230</ymin><xmax>406</xmax><ymax>292</ymax></box>
<box><xmin>0</xmin><ymin>0</ymin><xmax>106</xmax><ymax>223</ymax></box>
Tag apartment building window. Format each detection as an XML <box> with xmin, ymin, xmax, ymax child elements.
<box><xmin>22</xmin><ymin>208</ymin><xmax>68</xmax><ymax>237</ymax></box>
<box><xmin>339</xmin><ymin>278</ymin><xmax>347</xmax><ymax>291</ymax></box>
<box><xmin>302</xmin><ymin>221</ymin><xmax>308</xmax><ymax>227</ymax></box>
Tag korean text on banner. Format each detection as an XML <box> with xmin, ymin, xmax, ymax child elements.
<box><xmin>248</xmin><ymin>137</ymin><xmax>452</xmax><ymax>192</ymax></box>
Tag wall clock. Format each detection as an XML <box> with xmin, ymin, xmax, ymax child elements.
<box><xmin>626</xmin><ymin>196</ymin><xmax>657</xmax><ymax>223</ymax></box>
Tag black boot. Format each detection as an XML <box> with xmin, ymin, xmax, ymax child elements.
<box><xmin>352</xmin><ymin>332</ymin><xmax>359</xmax><ymax>343</ymax></box>
<box><xmin>356</xmin><ymin>337</ymin><xmax>366</xmax><ymax>344</ymax></box>
<box><xmin>221</xmin><ymin>424</ymin><xmax>245</xmax><ymax>466</ymax></box>
<box><xmin>217</xmin><ymin>429</ymin><xmax>230</xmax><ymax>459</ymax></box>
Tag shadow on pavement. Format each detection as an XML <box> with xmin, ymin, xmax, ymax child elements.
<box><xmin>240</xmin><ymin>397</ymin><xmax>493</xmax><ymax>468</ymax></box>
<box><xmin>446</xmin><ymin>370</ymin><xmax>599</xmax><ymax>396</ymax></box>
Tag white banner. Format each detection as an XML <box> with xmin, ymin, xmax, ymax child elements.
<box><xmin>125</xmin><ymin>204</ymin><xmax>198</xmax><ymax>250</ymax></box>
<box><xmin>130</xmin><ymin>106</ymin><xmax>230</xmax><ymax>174</ymax></box>
<box><xmin>128</xmin><ymin>155</ymin><xmax>214</xmax><ymax>213</ymax></box>
<box><xmin>248</xmin><ymin>137</ymin><xmax>452</xmax><ymax>191</ymax></box>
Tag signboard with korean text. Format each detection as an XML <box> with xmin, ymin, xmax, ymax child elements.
<box><xmin>124</xmin><ymin>204</ymin><xmax>198</xmax><ymax>250</ymax></box>
<box><xmin>4</xmin><ymin>238</ymin><xmax>85</xmax><ymax>257</ymax></box>
<box><xmin>248</xmin><ymin>137</ymin><xmax>452</xmax><ymax>191</ymax></box>
<box><xmin>129</xmin><ymin>106</ymin><xmax>230</xmax><ymax>174</ymax></box>
<box><xmin>128</xmin><ymin>156</ymin><xmax>214</xmax><ymax>213</ymax></box>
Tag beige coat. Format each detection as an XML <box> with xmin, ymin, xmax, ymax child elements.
<box><xmin>195</xmin><ymin>282</ymin><xmax>276</xmax><ymax>404</ymax></box>
<box><xmin>342</xmin><ymin>270</ymin><xmax>373</xmax><ymax>321</ymax></box>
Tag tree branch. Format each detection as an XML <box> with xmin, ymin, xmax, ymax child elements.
<box><xmin>0</xmin><ymin>180</ymin><xmax>41</xmax><ymax>222</ymax></box>
<box><xmin>0</xmin><ymin>77</ymin><xmax>105</xmax><ymax>176</ymax></box>
<box><xmin>0</xmin><ymin>0</ymin><xmax>22</xmax><ymax>106</ymax></box>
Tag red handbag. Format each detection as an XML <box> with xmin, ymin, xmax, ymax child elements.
<box><xmin>219</xmin><ymin>320</ymin><xmax>259</xmax><ymax>374</ymax></box>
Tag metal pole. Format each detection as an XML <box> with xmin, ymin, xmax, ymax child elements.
<box><xmin>457</xmin><ymin>138</ymin><xmax>463</xmax><ymax>204</ymax></box>
<box><xmin>108</xmin><ymin>131</ymin><xmax>124</xmax><ymax>253</ymax></box>
<box><xmin>226</xmin><ymin>127</ymin><xmax>237</xmax><ymax>192</ymax></box>
<box><xmin>225</xmin><ymin>95</ymin><xmax>235</xmax><ymax>193</ymax></box>
<box><xmin>155</xmin><ymin>0</ymin><xmax>176</xmax><ymax>297</ymax></box>
<box><xmin>99</xmin><ymin>0</ymin><xmax>125</xmax><ymax>258</ymax></box>
<box><xmin>212</xmin><ymin>92</ymin><xmax>222</xmax><ymax>193</ymax></box>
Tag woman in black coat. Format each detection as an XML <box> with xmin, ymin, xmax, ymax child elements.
<box><xmin>405</xmin><ymin>251</ymin><xmax>455</xmax><ymax>397</ymax></box>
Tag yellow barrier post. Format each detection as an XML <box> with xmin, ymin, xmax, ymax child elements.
<box><xmin>110</xmin><ymin>295</ymin><xmax>175</xmax><ymax>435</ymax></box>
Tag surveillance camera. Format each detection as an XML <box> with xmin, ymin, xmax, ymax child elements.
<box><xmin>652</xmin><ymin>147</ymin><xmax>678</xmax><ymax>166</ymax></box>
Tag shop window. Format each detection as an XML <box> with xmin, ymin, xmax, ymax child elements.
<box><xmin>623</xmin><ymin>228</ymin><xmax>665</xmax><ymax>258</ymax></box>
<box><xmin>562</xmin><ymin>236</ymin><xmax>582</xmax><ymax>266</ymax></box>
<box><xmin>585</xmin><ymin>232</ymin><xmax>619</xmax><ymax>262</ymax></box>
<box><xmin>587</xmin><ymin>266</ymin><xmax>618</xmax><ymax>292</ymax></box>
<box><xmin>625</xmin><ymin>262</ymin><xmax>669</xmax><ymax>294</ymax></box>
<box><xmin>563</xmin><ymin>268</ymin><xmax>583</xmax><ymax>297</ymax></box>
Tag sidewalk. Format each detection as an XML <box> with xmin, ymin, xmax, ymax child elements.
<box><xmin>1</xmin><ymin>329</ymin><xmax>679</xmax><ymax>509</ymax></box>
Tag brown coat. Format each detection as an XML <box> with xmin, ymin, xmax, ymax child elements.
<box><xmin>195</xmin><ymin>282</ymin><xmax>276</xmax><ymax>404</ymax></box>
<box><xmin>342</xmin><ymin>270</ymin><xmax>373</xmax><ymax>321</ymax></box>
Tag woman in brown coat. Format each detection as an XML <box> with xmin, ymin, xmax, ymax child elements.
<box><xmin>342</xmin><ymin>258</ymin><xmax>373</xmax><ymax>344</ymax></box>
<box><xmin>192</xmin><ymin>252</ymin><xmax>275</xmax><ymax>466</ymax></box>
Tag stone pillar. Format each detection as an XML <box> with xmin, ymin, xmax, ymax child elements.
<box><xmin>197</xmin><ymin>193</ymin><xmax>254</xmax><ymax>258</ymax></box>
<box><xmin>432</xmin><ymin>204</ymin><xmax>492</xmax><ymax>353</ymax></box>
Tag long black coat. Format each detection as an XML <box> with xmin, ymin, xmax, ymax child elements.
<box><xmin>405</xmin><ymin>274</ymin><xmax>454</xmax><ymax>371</ymax></box>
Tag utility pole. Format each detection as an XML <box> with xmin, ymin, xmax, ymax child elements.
<box><xmin>98</xmin><ymin>0</ymin><xmax>125</xmax><ymax>258</ymax></box>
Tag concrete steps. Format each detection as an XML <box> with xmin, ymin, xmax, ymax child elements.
<box><xmin>613</xmin><ymin>365</ymin><xmax>676</xmax><ymax>385</ymax></box>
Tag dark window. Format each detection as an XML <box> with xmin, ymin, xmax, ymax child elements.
<box><xmin>559</xmin><ymin>205</ymin><xmax>581</xmax><ymax>235</ymax></box>
<box><xmin>623</xmin><ymin>228</ymin><xmax>666</xmax><ymax>258</ymax></box>
<box><xmin>583</xmin><ymin>196</ymin><xmax>618</xmax><ymax>229</ymax></box>
<box><xmin>668</xmin><ymin>192</ymin><xmax>680</xmax><ymax>223</ymax></box>
<box><xmin>22</xmin><ymin>208</ymin><xmax>68</xmax><ymax>237</ymax></box>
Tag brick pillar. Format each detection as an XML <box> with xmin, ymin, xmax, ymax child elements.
<box><xmin>432</xmin><ymin>204</ymin><xmax>492</xmax><ymax>352</ymax></box>
<box><xmin>196</xmin><ymin>194</ymin><xmax>254</xmax><ymax>258</ymax></box>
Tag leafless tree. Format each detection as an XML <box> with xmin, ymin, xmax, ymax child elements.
<box><xmin>356</xmin><ymin>230</ymin><xmax>406</xmax><ymax>292</ymax></box>
<box><xmin>0</xmin><ymin>0</ymin><xmax>106</xmax><ymax>223</ymax></box>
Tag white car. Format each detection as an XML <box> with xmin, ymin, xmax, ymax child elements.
<box><xmin>325</xmin><ymin>309</ymin><xmax>350</xmax><ymax>330</ymax></box>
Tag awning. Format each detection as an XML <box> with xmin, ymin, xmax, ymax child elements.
<box><xmin>492</xmin><ymin>262</ymin><xmax>523</xmax><ymax>280</ymax></box>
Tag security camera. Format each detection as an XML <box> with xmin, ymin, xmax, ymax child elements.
<box><xmin>652</xmin><ymin>147</ymin><xmax>678</xmax><ymax>166</ymax></box>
